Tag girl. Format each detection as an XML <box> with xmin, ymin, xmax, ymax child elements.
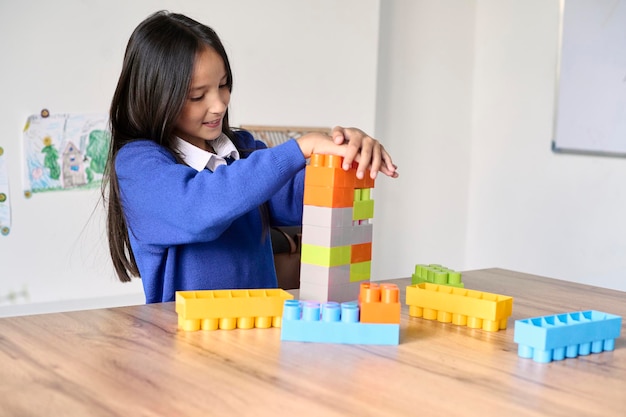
<box><xmin>104</xmin><ymin>11</ymin><xmax>398</xmax><ymax>303</ymax></box>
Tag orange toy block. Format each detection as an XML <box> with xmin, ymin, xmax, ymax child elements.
<box><xmin>307</xmin><ymin>154</ymin><xmax>375</xmax><ymax>189</ymax></box>
<box><xmin>310</xmin><ymin>153</ymin><xmax>343</xmax><ymax>169</ymax></box>
<box><xmin>351</xmin><ymin>242</ymin><xmax>372</xmax><ymax>263</ymax></box>
<box><xmin>303</xmin><ymin>185</ymin><xmax>354</xmax><ymax>208</ymax></box>
<box><xmin>304</xmin><ymin>165</ymin><xmax>354</xmax><ymax>189</ymax></box>
<box><xmin>349</xmin><ymin>162</ymin><xmax>375</xmax><ymax>189</ymax></box>
<box><xmin>356</xmin><ymin>176</ymin><xmax>375</xmax><ymax>189</ymax></box>
<box><xmin>359</xmin><ymin>282</ymin><xmax>401</xmax><ymax>324</ymax></box>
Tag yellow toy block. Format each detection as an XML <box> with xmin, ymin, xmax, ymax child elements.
<box><xmin>175</xmin><ymin>289</ymin><xmax>294</xmax><ymax>331</ymax></box>
<box><xmin>405</xmin><ymin>283</ymin><xmax>513</xmax><ymax>332</ymax></box>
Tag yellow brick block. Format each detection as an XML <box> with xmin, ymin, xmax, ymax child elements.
<box><xmin>175</xmin><ymin>289</ymin><xmax>294</xmax><ymax>331</ymax></box>
<box><xmin>405</xmin><ymin>283</ymin><xmax>513</xmax><ymax>332</ymax></box>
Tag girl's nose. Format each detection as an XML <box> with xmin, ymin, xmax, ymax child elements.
<box><xmin>208</xmin><ymin>92</ymin><xmax>228</xmax><ymax>114</ymax></box>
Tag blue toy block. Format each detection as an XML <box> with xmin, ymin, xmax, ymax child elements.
<box><xmin>514</xmin><ymin>310</ymin><xmax>622</xmax><ymax>363</ymax></box>
<box><xmin>280</xmin><ymin>300</ymin><xmax>400</xmax><ymax>345</ymax></box>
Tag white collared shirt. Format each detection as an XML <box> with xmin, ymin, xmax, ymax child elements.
<box><xmin>174</xmin><ymin>134</ymin><xmax>240</xmax><ymax>172</ymax></box>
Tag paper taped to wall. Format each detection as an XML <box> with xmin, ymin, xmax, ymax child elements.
<box><xmin>22</xmin><ymin>112</ymin><xmax>110</xmax><ymax>195</ymax></box>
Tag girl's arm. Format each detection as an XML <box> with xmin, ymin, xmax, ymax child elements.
<box><xmin>116</xmin><ymin>139</ymin><xmax>305</xmax><ymax>246</ymax></box>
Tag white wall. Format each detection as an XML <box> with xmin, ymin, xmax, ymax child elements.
<box><xmin>466</xmin><ymin>0</ymin><xmax>626</xmax><ymax>291</ymax></box>
<box><xmin>375</xmin><ymin>0</ymin><xmax>626</xmax><ymax>292</ymax></box>
<box><xmin>373</xmin><ymin>1</ymin><xmax>475</xmax><ymax>281</ymax></box>
<box><xmin>0</xmin><ymin>0</ymin><xmax>381</xmax><ymax>312</ymax></box>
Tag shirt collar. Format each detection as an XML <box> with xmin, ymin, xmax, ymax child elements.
<box><xmin>174</xmin><ymin>134</ymin><xmax>240</xmax><ymax>172</ymax></box>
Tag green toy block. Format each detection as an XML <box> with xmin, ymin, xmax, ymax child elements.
<box><xmin>412</xmin><ymin>264</ymin><xmax>464</xmax><ymax>288</ymax></box>
<box><xmin>350</xmin><ymin>261</ymin><xmax>371</xmax><ymax>282</ymax></box>
<box><xmin>301</xmin><ymin>244</ymin><xmax>351</xmax><ymax>267</ymax></box>
<box><xmin>353</xmin><ymin>199</ymin><xmax>374</xmax><ymax>221</ymax></box>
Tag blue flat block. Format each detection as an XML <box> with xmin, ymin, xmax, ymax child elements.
<box><xmin>280</xmin><ymin>300</ymin><xmax>400</xmax><ymax>345</ymax></box>
<box><xmin>514</xmin><ymin>310</ymin><xmax>622</xmax><ymax>363</ymax></box>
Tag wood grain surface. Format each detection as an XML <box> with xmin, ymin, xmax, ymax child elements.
<box><xmin>0</xmin><ymin>268</ymin><xmax>624</xmax><ymax>416</ymax></box>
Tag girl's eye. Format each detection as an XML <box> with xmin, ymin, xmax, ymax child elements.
<box><xmin>219</xmin><ymin>83</ymin><xmax>229</xmax><ymax>89</ymax></box>
<box><xmin>190</xmin><ymin>95</ymin><xmax>204</xmax><ymax>102</ymax></box>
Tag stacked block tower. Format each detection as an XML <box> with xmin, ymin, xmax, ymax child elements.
<box><xmin>299</xmin><ymin>154</ymin><xmax>375</xmax><ymax>302</ymax></box>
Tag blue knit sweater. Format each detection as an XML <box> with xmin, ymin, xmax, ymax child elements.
<box><xmin>115</xmin><ymin>131</ymin><xmax>306</xmax><ymax>303</ymax></box>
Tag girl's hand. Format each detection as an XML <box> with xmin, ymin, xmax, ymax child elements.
<box><xmin>296</xmin><ymin>128</ymin><xmax>398</xmax><ymax>179</ymax></box>
<box><xmin>331</xmin><ymin>126</ymin><xmax>398</xmax><ymax>179</ymax></box>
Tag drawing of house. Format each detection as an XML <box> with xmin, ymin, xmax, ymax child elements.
<box><xmin>61</xmin><ymin>141</ymin><xmax>87</xmax><ymax>188</ymax></box>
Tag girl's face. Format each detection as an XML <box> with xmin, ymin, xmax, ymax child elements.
<box><xmin>174</xmin><ymin>46</ymin><xmax>230</xmax><ymax>150</ymax></box>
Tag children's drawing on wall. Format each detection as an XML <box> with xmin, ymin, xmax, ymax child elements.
<box><xmin>0</xmin><ymin>146</ymin><xmax>11</xmax><ymax>236</ymax></box>
<box><xmin>22</xmin><ymin>110</ymin><xmax>110</xmax><ymax>196</ymax></box>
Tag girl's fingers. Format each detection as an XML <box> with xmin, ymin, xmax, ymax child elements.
<box><xmin>301</xmin><ymin>127</ymin><xmax>399</xmax><ymax>178</ymax></box>
<box><xmin>368</xmin><ymin>143</ymin><xmax>383</xmax><ymax>179</ymax></box>
<box><xmin>331</xmin><ymin>126</ymin><xmax>346</xmax><ymax>145</ymax></box>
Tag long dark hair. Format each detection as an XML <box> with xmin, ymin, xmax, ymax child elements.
<box><xmin>103</xmin><ymin>11</ymin><xmax>236</xmax><ymax>282</ymax></box>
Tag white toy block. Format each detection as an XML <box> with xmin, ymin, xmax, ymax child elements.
<box><xmin>301</xmin><ymin>224</ymin><xmax>354</xmax><ymax>247</ymax></box>
<box><xmin>299</xmin><ymin>264</ymin><xmax>351</xmax><ymax>286</ymax></box>
<box><xmin>300</xmin><ymin>280</ymin><xmax>362</xmax><ymax>303</ymax></box>
<box><xmin>302</xmin><ymin>206</ymin><xmax>353</xmax><ymax>228</ymax></box>
<box><xmin>349</xmin><ymin>222</ymin><xmax>373</xmax><ymax>246</ymax></box>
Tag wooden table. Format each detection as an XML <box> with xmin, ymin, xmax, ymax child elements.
<box><xmin>0</xmin><ymin>269</ymin><xmax>624</xmax><ymax>416</ymax></box>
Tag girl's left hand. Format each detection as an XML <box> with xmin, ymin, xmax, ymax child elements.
<box><xmin>331</xmin><ymin>126</ymin><xmax>399</xmax><ymax>179</ymax></box>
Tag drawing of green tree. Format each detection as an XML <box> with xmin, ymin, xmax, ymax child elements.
<box><xmin>41</xmin><ymin>136</ymin><xmax>60</xmax><ymax>180</ymax></box>
<box><xmin>86</xmin><ymin>129</ymin><xmax>110</xmax><ymax>174</ymax></box>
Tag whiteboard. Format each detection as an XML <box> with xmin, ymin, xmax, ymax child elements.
<box><xmin>552</xmin><ymin>0</ymin><xmax>626</xmax><ymax>157</ymax></box>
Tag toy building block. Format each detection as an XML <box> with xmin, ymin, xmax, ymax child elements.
<box><xmin>353</xmin><ymin>188</ymin><xmax>374</xmax><ymax>220</ymax></box>
<box><xmin>302</xmin><ymin>205</ymin><xmax>354</xmax><ymax>228</ymax></box>
<box><xmin>175</xmin><ymin>288</ymin><xmax>294</xmax><ymax>331</ymax></box>
<box><xmin>302</xmin><ymin>224</ymin><xmax>353</xmax><ymax>247</ymax></box>
<box><xmin>299</xmin><ymin>280</ymin><xmax>362</xmax><ymax>304</ymax></box>
<box><xmin>280</xmin><ymin>300</ymin><xmax>399</xmax><ymax>345</ymax></box>
<box><xmin>359</xmin><ymin>282</ymin><xmax>401</xmax><ymax>324</ymax></box>
<box><xmin>514</xmin><ymin>310</ymin><xmax>622</xmax><ymax>363</ymax></box>
<box><xmin>351</xmin><ymin>242</ymin><xmax>372</xmax><ymax>263</ymax></box>
<box><xmin>303</xmin><ymin>184</ymin><xmax>354</xmax><ymax>208</ymax></box>
<box><xmin>300</xmin><ymin>263</ymin><xmax>351</xmax><ymax>287</ymax></box>
<box><xmin>301</xmin><ymin>244</ymin><xmax>351</xmax><ymax>267</ymax></box>
<box><xmin>304</xmin><ymin>154</ymin><xmax>375</xmax><ymax>189</ymax></box>
<box><xmin>412</xmin><ymin>264</ymin><xmax>464</xmax><ymax>288</ymax></box>
<box><xmin>300</xmin><ymin>153</ymin><xmax>376</xmax><ymax>303</ymax></box>
<box><xmin>350</xmin><ymin>261</ymin><xmax>372</xmax><ymax>282</ymax></box>
<box><xmin>405</xmin><ymin>283</ymin><xmax>513</xmax><ymax>332</ymax></box>
<box><xmin>301</xmin><ymin>217</ymin><xmax>373</xmax><ymax>248</ymax></box>
<box><xmin>304</xmin><ymin>154</ymin><xmax>353</xmax><ymax>188</ymax></box>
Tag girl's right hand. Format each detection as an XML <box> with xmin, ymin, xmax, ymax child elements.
<box><xmin>296</xmin><ymin>129</ymin><xmax>398</xmax><ymax>179</ymax></box>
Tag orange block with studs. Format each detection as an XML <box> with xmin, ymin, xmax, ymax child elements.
<box><xmin>306</xmin><ymin>154</ymin><xmax>375</xmax><ymax>190</ymax></box>
<box><xmin>359</xmin><ymin>282</ymin><xmax>401</xmax><ymax>324</ymax></box>
<box><xmin>304</xmin><ymin>165</ymin><xmax>354</xmax><ymax>188</ymax></box>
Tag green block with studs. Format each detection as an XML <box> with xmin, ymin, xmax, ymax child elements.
<box><xmin>411</xmin><ymin>264</ymin><xmax>464</xmax><ymax>288</ymax></box>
